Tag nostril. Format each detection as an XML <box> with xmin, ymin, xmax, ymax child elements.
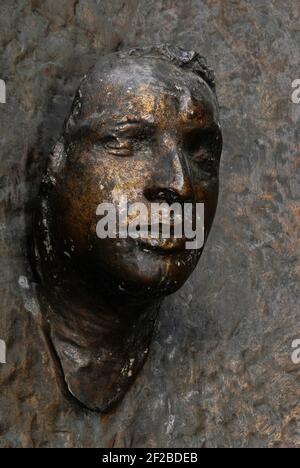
<box><xmin>143</xmin><ymin>186</ymin><xmax>157</xmax><ymax>202</ymax></box>
<box><xmin>143</xmin><ymin>152</ymin><xmax>194</xmax><ymax>203</ymax></box>
<box><xmin>158</xmin><ymin>189</ymin><xmax>181</xmax><ymax>204</ymax></box>
<box><xmin>143</xmin><ymin>187</ymin><xmax>192</xmax><ymax>204</ymax></box>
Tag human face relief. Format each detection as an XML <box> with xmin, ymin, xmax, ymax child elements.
<box><xmin>53</xmin><ymin>58</ymin><xmax>222</xmax><ymax>299</ymax></box>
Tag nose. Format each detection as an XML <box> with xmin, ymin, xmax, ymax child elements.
<box><xmin>143</xmin><ymin>134</ymin><xmax>194</xmax><ymax>204</ymax></box>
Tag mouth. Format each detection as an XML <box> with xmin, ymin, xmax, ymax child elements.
<box><xmin>136</xmin><ymin>223</ymin><xmax>188</xmax><ymax>254</ymax></box>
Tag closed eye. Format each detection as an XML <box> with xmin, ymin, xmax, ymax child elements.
<box><xmin>186</xmin><ymin>125</ymin><xmax>221</xmax><ymax>154</ymax></box>
<box><xmin>185</xmin><ymin>127</ymin><xmax>220</xmax><ymax>152</ymax></box>
<box><xmin>192</xmin><ymin>149</ymin><xmax>217</xmax><ymax>165</ymax></box>
<box><xmin>95</xmin><ymin>135</ymin><xmax>133</xmax><ymax>157</ymax></box>
<box><xmin>95</xmin><ymin>124</ymin><xmax>155</xmax><ymax>156</ymax></box>
<box><xmin>184</xmin><ymin>126</ymin><xmax>222</xmax><ymax>177</ymax></box>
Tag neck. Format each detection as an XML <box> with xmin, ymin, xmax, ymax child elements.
<box><xmin>40</xmin><ymin>283</ymin><xmax>161</xmax><ymax>412</ymax></box>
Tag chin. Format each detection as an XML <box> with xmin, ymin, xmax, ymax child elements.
<box><xmin>76</xmin><ymin>238</ymin><xmax>201</xmax><ymax>301</ymax></box>
<box><xmin>104</xmin><ymin>250</ymin><xmax>199</xmax><ymax>299</ymax></box>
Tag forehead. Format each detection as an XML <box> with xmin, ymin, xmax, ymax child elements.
<box><xmin>78</xmin><ymin>56</ymin><xmax>219</xmax><ymax>127</ymax></box>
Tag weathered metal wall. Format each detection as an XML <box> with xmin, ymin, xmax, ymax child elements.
<box><xmin>0</xmin><ymin>0</ymin><xmax>299</xmax><ymax>447</ymax></box>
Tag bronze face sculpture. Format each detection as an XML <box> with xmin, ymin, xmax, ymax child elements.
<box><xmin>33</xmin><ymin>44</ymin><xmax>222</xmax><ymax>412</ymax></box>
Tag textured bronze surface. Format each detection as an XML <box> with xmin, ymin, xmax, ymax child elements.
<box><xmin>1</xmin><ymin>0</ymin><xmax>298</xmax><ymax>448</ymax></box>
<box><xmin>33</xmin><ymin>45</ymin><xmax>222</xmax><ymax>412</ymax></box>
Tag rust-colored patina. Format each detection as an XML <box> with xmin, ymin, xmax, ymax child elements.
<box><xmin>33</xmin><ymin>45</ymin><xmax>223</xmax><ymax>412</ymax></box>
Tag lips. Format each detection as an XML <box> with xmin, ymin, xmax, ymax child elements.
<box><xmin>136</xmin><ymin>223</ymin><xmax>188</xmax><ymax>253</ymax></box>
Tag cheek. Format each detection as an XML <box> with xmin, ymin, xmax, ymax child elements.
<box><xmin>52</xmin><ymin>150</ymin><xmax>153</xmax><ymax>252</ymax></box>
<box><xmin>51</xmin><ymin>161</ymin><xmax>100</xmax><ymax>252</ymax></box>
<box><xmin>76</xmin><ymin>149</ymin><xmax>152</xmax><ymax>202</ymax></box>
<box><xmin>193</xmin><ymin>178</ymin><xmax>219</xmax><ymax>229</ymax></box>
<box><xmin>52</xmin><ymin>186</ymin><xmax>97</xmax><ymax>254</ymax></box>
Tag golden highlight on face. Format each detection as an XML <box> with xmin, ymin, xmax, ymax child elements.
<box><xmin>36</xmin><ymin>53</ymin><xmax>222</xmax><ymax>301</ymax></box>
